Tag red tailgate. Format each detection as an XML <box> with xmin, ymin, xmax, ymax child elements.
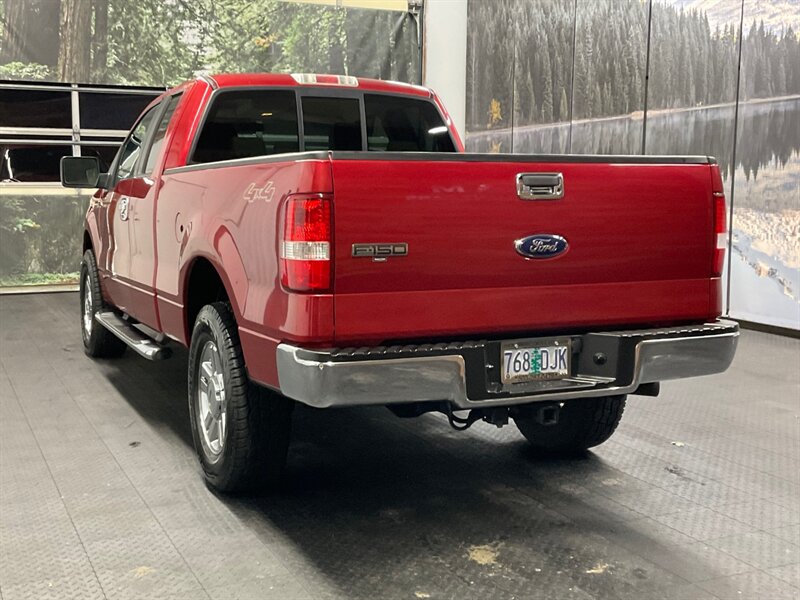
<box><xmin>330</xmin><ymin>155</ymin><xmax>717</xmax><ymax>345</ymax></box>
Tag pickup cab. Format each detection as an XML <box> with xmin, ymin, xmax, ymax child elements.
<box><xmin>61</xmin><ymin>73</ymin><xmax>739</xmax><ymax>492</ymax></box>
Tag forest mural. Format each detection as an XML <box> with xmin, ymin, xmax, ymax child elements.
<box><xmin>466</xmin><ymin>0</ymin><xmax>800</xmax><ymax>330</ymax></box>
<box><xmin>0</xmin><ymin>0</ymin><xmax>419</xmax><ymax>85</ymax></box>
<box><xmin>0</xmin><ymin>0</ymin><xmax>418</xmax><ymax>288</ymax></box>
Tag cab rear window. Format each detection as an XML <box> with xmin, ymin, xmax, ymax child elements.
<box><xmin>364</xmin><ymin>94</ymin><xmax>456</xmax><ymax>152</ymax></box>
<box><xmin>192</xmin><ymin>90</ymin><xmax>299</xmax><ymax>163</ymax></box>
<box><xmin>191</xmin><ymin>89</ymin><xmax>455</xmax><ymax>164</ymax></box>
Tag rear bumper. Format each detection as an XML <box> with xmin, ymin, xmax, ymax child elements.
<box><xmin>275</xmin><ymin>320</ymin><xmax>739</xmax><ymax>409</ymax></box>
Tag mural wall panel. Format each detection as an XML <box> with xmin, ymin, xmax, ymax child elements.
<box><xmin>728</xmin><ymin>0</ymin><xmax>800</xmax><ymax>329</ymax></box>
<box><xmin>465</xmin><ymin>0</ymin><xmax>516</xmax><ymax>153</ymax></box>
<box><xmin>569</xmin><ymin>0</ymin><xmax>648</xmax><ymax>155</ymax></box>
<box><xmin>465</xmin><ymin>0</ymin><xmax>800</xmax><ymax>330</ymax></box>
<box><xmin>510</xmin><ymin>0</ymin><xmax>574</xmax><ymax>154</ymax></box>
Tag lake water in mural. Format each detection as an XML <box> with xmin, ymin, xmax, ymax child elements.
<box><xmin>466</xmin><ymin>97</ymin><xmax>800</xmax><ymax>329</ymax></box>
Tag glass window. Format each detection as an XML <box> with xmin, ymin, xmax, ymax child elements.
<box><xmin>301</xmin><ymin>97</ymin><xmax>362</xmax><ymax>151</ymax></box>
<box><xmin>79</xmin><ymin>92</ymin><xmax>161</xmax><ymax>130</ymax></box>
<box><xmin>364</xmin><ymin>94</ymin><xmax>456</xmax><ymax>152</ymax></box>
<box><xmin>81</xmin><ymin>145</ymin><xmax>120</xmax><ymax>173</ymax></box>
<box><xmin>192</xmin><ymin>90</ymin><xmax>299</xmax><ymax>164</ymax></box>
<box><xmin>114</xmin><ymin>106</ymin><xmax>160</xmax><ymax>181</ymax></box>
<box><xmin>143</xmin><ymin>93</ymin><xmax>182</xmax><ymax>174</ymax></box>
<box><xmin>0</xmin><ymin>89</ymin><xmax>71</xmax><ymax>128</ymax></box>
<box><xmin>1</xmin><ymin>144</ymin><xmax>72</xmax><ymax>182</ymax></box>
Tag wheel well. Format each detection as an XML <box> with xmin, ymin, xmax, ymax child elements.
<box><xmin>83</xmin><ymin>230</ymin><xmax>93</xmax><ymax>253</ymax></box>
<box><xmin>185</xmin><ymin>259</ymin><xmax>230</xmax><ymax>333</ymax></box>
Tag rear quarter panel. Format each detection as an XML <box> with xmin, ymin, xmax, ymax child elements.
<box><xmin>155</xmin><ymin>157</ymin><xmax>333</xmax><ymax>387</ymax></box>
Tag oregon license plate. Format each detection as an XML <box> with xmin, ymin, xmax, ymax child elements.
<box><xmin>501</xmin><ymin>340</ymin><xmax>570</xmax><ymax>384</ymax></box>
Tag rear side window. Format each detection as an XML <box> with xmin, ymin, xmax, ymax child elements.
<box><xmin>365</xmin><ymin>94</ymin><xmax>456</xmax><ymax>152</ymax></box>
<box><xmin>301</xmin><ymin>97</ymin><xmax>362</xmax><ymax>151</ymax></box>
<box><xmin>192</xmin><ymin>91</ymin><xmax>299</xmax><ymax>163</ymax></box>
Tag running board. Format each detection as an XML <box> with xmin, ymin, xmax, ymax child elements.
<box><xmin>94</xmin><ymin>311</ymin><xmax>172</xmax><ymax>360</ymax></box>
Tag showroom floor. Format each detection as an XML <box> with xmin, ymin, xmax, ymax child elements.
<box><xmin>0</xmin><ymin>293</ymin><xmax>798</xmax><ymax>600</ymax></box>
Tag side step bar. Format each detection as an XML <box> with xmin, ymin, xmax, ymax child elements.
<box><xmin>94</xmin><ymin>311</ymin><xmax>172</xmax><ymax>360</ymax></box>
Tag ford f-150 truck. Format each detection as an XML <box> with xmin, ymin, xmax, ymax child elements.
<box><xmin>60</xmin><ymin>73</ymin><xmax>739</xmax><ymax>492</ymax></box>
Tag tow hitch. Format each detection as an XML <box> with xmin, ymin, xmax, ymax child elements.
<box><xmin>446</xmin><ymin>405</ymin><xmax>509</xmax><ymax>431</ymax></box>
<box><xmin>388</xmin><ymin>402</ymin><xmax>561</xmax><ymax>432</ymax></box>
<box><xmin>534</xmin><ymin>403</ymin><xmax>560</xmax><ymax>426</ymax></box>
<box><xmin>448</xmin><ymin>402</ymin><xmax>564</xmax><ymax>431</ymax></box>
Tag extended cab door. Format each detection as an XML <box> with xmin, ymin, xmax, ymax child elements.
<box><xmin>102</xmin><ymin>94</ymin><xmax>181</xmax><ymax>328</ymax></box>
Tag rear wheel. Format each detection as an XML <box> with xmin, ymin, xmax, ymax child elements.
<box><xmin>513</xmin><ymin>395</ymin><xmax>626</xmax><ymax>454</ymax></box>
<box><xmin>188</xmin><ymin>302</ymin><xmax>294</xmax><ymax>493</ymax></box>
<box><xmin>80</xmin><ymin>250</ymin><xmax>126</xmax><ymax>358</ymax></box>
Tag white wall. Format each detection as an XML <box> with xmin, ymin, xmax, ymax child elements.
<box><xmin>422</xmin><ymin>0</ymin><xmax>468</xmax><ymax>143</ymax></box>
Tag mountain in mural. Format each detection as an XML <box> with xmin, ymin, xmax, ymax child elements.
<box><xmin>670</xmin><ymin>0</ymin><xmax>800</xmax><ymax>33</ymax></box>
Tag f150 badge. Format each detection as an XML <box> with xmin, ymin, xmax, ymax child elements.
<box><xmin>352</xmin><ymin>243</ymin><xmax>408</xmax><ymax>261</ymax></box>
<box><xmin>515</xmin><ymin>234</ymin><xmax>568</xmax><ymax>259</ymax></box>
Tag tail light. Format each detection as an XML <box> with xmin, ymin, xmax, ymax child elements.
<box><xmin>711</xmin><ymin>167</ymin><xmax>727</xmax><ymax>277</ymax></box>
<box><xmin>280</xmin><ymin>195</ymin><xmax>332</xmax><ymax>292</ymax></box>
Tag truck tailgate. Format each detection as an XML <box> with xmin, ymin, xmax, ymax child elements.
<box><xmin>330</xmin><ymin>154</ymin><xmax>717</xmax><ymax>344</ymax></box>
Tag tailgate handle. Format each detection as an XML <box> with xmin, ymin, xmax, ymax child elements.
<box><xmin>516</xmin><ymin>173</ymin><xmax>564</xmax><ymax>200</ymax></box>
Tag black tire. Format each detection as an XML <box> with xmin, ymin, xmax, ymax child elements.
<box><xmin>80</xmin><ymin>250</ymin><xmax>126</xmax><ymax>358</ymax></box>
<box><xmin>188</xmin><ymin>302</ymin><xmax>293</xmax><ymax>493</ymax></box>
<box><xmin>513</xmin><ymin>395</ymin><xmax>626</xmax><ymax>454</ymax></box>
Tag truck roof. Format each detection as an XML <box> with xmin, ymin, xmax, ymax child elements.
<box><xmin>199</xmin><ymin>73</ymin><xmax>433</xmax><ymax>98</ymax></box>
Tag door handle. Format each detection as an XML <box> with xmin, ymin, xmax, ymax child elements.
<box><xmin>516</xmin><ymin>173</ymin><xmax>564</xmax><ymax>200</ymax></box>
<box><xmin>119</xmin><ymin>196</ymin><xmax>130</xmax><ymax>221</ymax></box>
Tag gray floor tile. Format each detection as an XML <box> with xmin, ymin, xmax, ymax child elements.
<box><xmin>653</xmin><ymin>507</ymin><xmax>757</xmax><ymax>542</ymax></box>
<box><xmin>767</xmin><ymin>524</ymin><xmax>800</xmax><ymax>546</ymax></box>
<box><xmin>708</xmin><ymin>531</ymin><xmax>800</xmax><ymax>570</ymax></box>
<box><xmin>696</xmin><ymin>570</ymin><xmax>800</xmax><ymax>600</ymax></box>
<box><xmin>766</xmin><ymin>563</ymin><xmax>800</xmax><ymax>589</ymax></box>
<box><xmin>0</xmin><ymin>573</ymin><xmax>106</xmax><ymax>600</ymax></box>
<box><xmin>713</xmin><ymin>499</ymin><xmax>800</xmax><ymax>531</ymax></box>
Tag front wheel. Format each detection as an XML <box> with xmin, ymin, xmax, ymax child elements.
<box><xmin>188</xmin><ymin>302</ymin><xmax>293</xmax><ymax>493</ymax></box>
<box><xmin>80</xmin><ymin>250</ymin><xmax>126</xmax><ymax>358</ymax></box>
<box><xmin>513</xmin><ymin>395</ymin><xmax>627</xmax><ymax>454</ymax></box>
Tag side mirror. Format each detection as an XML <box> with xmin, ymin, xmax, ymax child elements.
<box><xmin>60</xmin><ymin>156</ymin><xmax>104</xmax><ymax>188</ymax></box>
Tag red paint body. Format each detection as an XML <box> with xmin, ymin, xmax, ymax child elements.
<box><xmin>86</xmin><ymin>74</ymin><xmax>724</xmax><ymax>390</ymax></box>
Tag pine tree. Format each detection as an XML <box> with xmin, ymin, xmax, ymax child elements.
<box><xmin>541</xmin><ymin>51</ymin><xmax>554</xmax><ymax>122</ymax></box>
<box><xmin>591</xmin><ymin>82</ymin><xmax>602</xmax><ymax>117</ymax></box>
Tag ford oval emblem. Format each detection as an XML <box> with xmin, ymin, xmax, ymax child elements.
<box><xmin>515</xmin><ymin>234</ymin><xmax>569</xmax><ymax>259</ymax></box>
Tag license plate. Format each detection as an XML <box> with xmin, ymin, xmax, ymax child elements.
<box><xmin>501</xmin><ymin>340</ymin><xmax>570</xmax><ymax>384</ymax></box>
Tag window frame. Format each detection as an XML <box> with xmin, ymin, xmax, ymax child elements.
<box><xmin>0</xmin><ymin>81</ymin><xmax>165</xmax><ymax>186</ymax></box>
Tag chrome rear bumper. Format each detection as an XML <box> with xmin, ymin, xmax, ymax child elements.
<box><xmin>275</xmin><ymin>320</ymin><xmax>739</xmax><ymax>409</ymax></box>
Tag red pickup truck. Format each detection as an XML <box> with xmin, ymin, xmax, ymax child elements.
<box><xmin>61</xmin><ymin>73</ymin><xmax>738</xmax><ymax>492</ymax></box>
